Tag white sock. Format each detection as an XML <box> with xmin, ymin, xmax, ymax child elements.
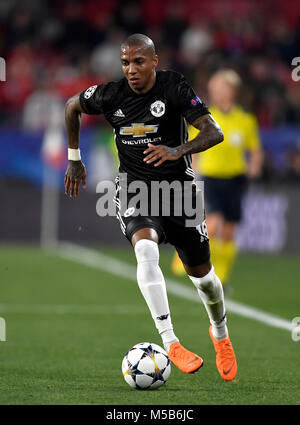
<box><xmin>189</xmin><ymin>266</ymin><xmax>228</xmax><ymax>340</ymax></box>
<box><xmin>134</xmin><ymin>239</ymin><xmax>179</xmax><ymax>350</ymax></box>
<box><xmin>161</xmin><ymin>330</ymin><xmax>178</xmax><ymax>352</ymax></box>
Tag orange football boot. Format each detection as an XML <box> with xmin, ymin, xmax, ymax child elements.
<box><xmin>209</xmin><ymin>325</ymin><xmax>237</xmax><ymax>381</ymax></box>
<box><xmin>168</xmin><ymin>342</ymin><xmax>204</xmax><ymax>374</ymax></box>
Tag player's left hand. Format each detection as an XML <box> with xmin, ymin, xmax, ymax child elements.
<box><xmin>64</xmin><ymin>160</ymin><xmax>87</xmax><ymax>198</ymax></box>
<box><xmin>143</xmin><ymin>143</ymin><xmax>182</xmax><ymax>167</ymax></box>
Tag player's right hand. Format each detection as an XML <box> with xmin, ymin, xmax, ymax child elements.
<box><xmin>64</xmin><ymin>160</ymin><xmax>87</xmax><ymax>198</ymax></box>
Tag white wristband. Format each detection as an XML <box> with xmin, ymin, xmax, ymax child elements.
<box><xmin>68</xmin><ymin>148</ymin><xmax>81</xmax><ymax>161</ymax></box>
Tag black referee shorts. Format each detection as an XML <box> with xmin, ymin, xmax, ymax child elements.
<box><xmin>203</xmin><ymin>175</ymin><xmax>247</xmax><ymax>222</ymax></box>
<box><xmin>114</xmin><ymin>176</ymin><xmax>210</xmax><ymax>267</ymax></box>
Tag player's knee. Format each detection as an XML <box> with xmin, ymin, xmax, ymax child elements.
<box><xmin>188</xmin><ymin>266</ymin><xmax>222</xmax><ymax>298</ymax></box>
<box><xmin>134</xmin><ymin>239</ymin><xmax>159</xmax><ymax>263</ymax></box>
<box><xmin>188</xmin><ymin>267</ymin><xmax>215</xmax><ymax>291</ymax></box>
<box><xmin>134</xmin><ymin>239</ymin><xmax>162</xmax><ymax>285</ymax></box>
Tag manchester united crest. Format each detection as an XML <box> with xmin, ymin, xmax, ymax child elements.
<box><xmin>150</xmin><ymin>100</ymin><xmax>165</xmax><ymax>117</ymax></box>
<box><xmin>84</xmin><ymin>85</ymin><xmax>97</xmax><ymax>99</ymax></box>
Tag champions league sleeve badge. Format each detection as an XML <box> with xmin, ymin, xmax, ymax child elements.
<box><xmin>190</xmin><ymin>96</ymin><xmax>202</xmax><ymax>106</ymax></box>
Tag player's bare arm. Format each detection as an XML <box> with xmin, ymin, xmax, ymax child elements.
<box><xmin>187</xmin><ymin>114</ymin><xmax>224</xmax><ymax>153</ymax></box>
<box><xmin>143</xmin><ymin>114</ymin><xmax>223</xmax><ymax>167</ymax></box>
<box><xmin>64</xmin><ymin>93</ymin><xmax>87</xmax><ymax>198</ymax></box>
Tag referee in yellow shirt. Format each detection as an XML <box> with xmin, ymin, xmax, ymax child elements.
<box><xmin>171</xmin><ymin>69</ymin><xmax>263</xmax><ymax>289</ymax></box>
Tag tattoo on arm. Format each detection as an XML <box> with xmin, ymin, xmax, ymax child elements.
<box><xmin>65</xmin><ymin>94</ymin><xmax>83</xmax><ymax>149</ymax></box>
<box><xmin>177</xmin><ymin>115</ymin><xmax>224</xmax><ymax>156</ymax></box>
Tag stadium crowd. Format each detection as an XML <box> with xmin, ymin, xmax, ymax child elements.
<box><xmin>0</xmin><ymin>0</ymin><xmax>300</xmax><ymax>180</ymax></box>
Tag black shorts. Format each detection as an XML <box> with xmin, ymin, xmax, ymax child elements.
<box><xmin>203</xmin><ymin>175</ymin><xmax>247</xmax><ymax>222</ymax></box>
<box><xmin>114</xmin><ymin>176</ymin><xmax>210</xmax><ymax>267</ymax></box>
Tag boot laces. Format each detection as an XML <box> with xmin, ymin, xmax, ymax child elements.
<box><xmin>217</xmin><ymin>339</ymin><xmax>233</xmax><ymax>363</ymax></box>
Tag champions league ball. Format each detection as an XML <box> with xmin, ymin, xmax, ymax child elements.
<box><xmin>122</xmin><ymin>342</ymin><xmax>171</xmax><ymax>390</ymax></box>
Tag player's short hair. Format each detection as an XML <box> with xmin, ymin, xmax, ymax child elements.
<box><xmin>120</xmin><ymin>33</ymin><xmax>156</xmax><ymax>57</ymax></box>
<box><xmin>210</xmin><ymin>69</ymin><xmax>241</xmax><ymax>90</ymax></box>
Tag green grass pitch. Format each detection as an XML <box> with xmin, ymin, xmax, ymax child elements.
<box><xmin>0</xmin><ymin>245</ymin><xmax>299</xmax><ymax>405</ymax></box>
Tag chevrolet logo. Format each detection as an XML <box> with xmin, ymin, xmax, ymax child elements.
<box><xmin>120</xmin><ymin>123</ymin><xmax>159</xmax><ymax>138</ymax></box>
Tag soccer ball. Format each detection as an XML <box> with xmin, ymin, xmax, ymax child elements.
<box><xmin>122</xmin><ymin>342</ymin><xmax>171</xmax><ymax>390</ymax></box>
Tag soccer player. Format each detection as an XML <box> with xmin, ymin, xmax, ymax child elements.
<box><xmin>64</xmin><ymin>34</ymin><xmax>237</xmax><ymax>381</ymax></box>
<box><xmin>171</xmin><ymin>70</ymin><xmax>263</xmax><ymax>289</ymax></box>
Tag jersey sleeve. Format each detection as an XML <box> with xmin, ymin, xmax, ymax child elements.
<box><xmin>79</xmin><ymin>84</ymin><xmax>107</xmax><ymax>115</ymax></box>
<box><xmin>244</xmin><ymin>113</ymin><xmax>261</xmax><ymax>151</ymax></box>
<box><xmin>174</xmin><ymin>76</ymin><xmax>210</xmax><ymax>123</ymax></box>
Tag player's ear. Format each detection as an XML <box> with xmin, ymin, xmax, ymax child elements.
<box><xmin>153</xmin><ymin>55</ymin><xmax>158</xmax><ymax>68</ymax></box>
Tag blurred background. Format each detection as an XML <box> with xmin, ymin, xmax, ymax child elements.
<box><xmin>0</xmin><ymin>0</ymin><xmax>300</xmax><ymax>253</ymax></box>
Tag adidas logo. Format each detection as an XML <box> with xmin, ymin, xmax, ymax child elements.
<box><xmin>113</xmin><ymin>109</ymin><xmax>125</xmax><ymax>117</ymax></box>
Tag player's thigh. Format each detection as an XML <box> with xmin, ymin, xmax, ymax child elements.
<box><xmin>131</xmin><ymin>227</ymin><xmax>160</xmax><ymax>247</ymax></box>
<box><xmin>164</xmin><ymin>217</ymin><xmax>211</xmax><ymax>272</ymax></box>
<box><xmin>123</xmin><ymin>215</ymin><xmax>165</xmax><ymax>247</ymax></box>
<box><xmin>114</xmin><ymin>176</ymin><xmax>165</xmax><ymax>246</ymax></box>
<box><xmin>183</xmin><ymin>259</ymin><xmax>212</xmax><ymax>278</ymax></box>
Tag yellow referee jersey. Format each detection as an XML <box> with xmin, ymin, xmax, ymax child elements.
<box><xmin>190</xmin><ymin>105</ymin><xmax>261</xmax><ymax>178</ymax></box>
